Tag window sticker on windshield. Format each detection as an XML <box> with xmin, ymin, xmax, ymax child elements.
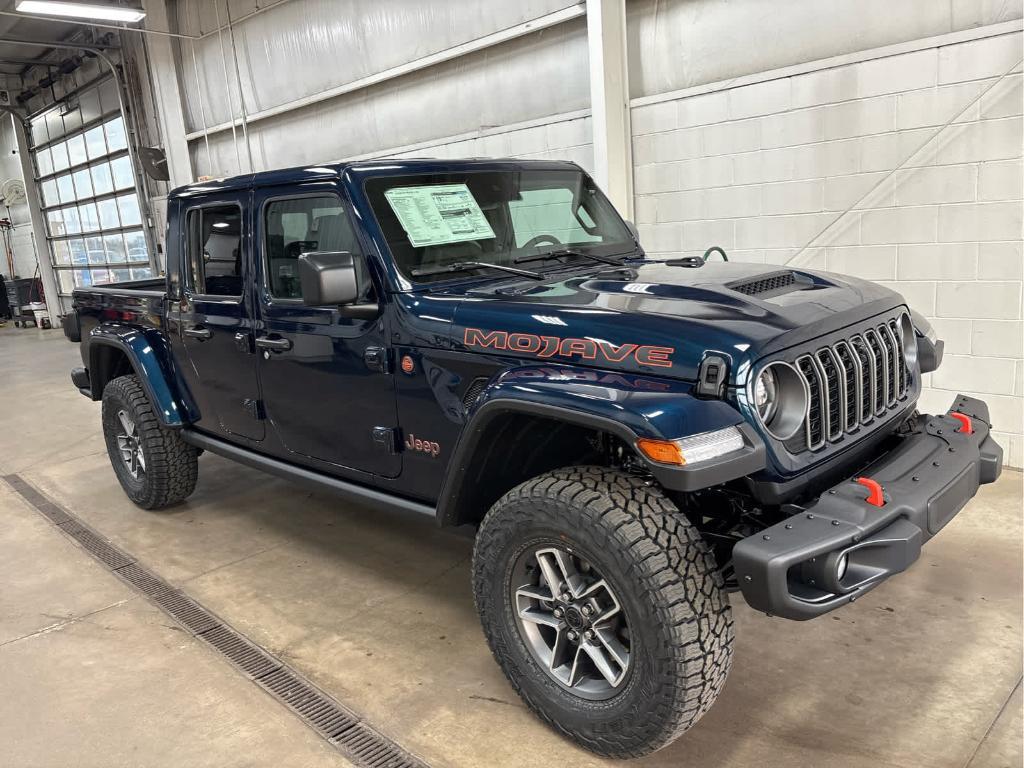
<box><xmin>384</xmin><ymin>183</ymin><xmax>496</xmax><ymax>248</ymax></box>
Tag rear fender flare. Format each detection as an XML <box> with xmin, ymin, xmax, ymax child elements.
<box><xmin>88</xmin><ymin>326</ymin><xmax>187</xmax><ymax>427</ymax></box>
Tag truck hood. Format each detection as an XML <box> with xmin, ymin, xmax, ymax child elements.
<box><xmin>444</xmin><ymin>261</ymin><xmax>906</xmax><ymax>383</ymax></box>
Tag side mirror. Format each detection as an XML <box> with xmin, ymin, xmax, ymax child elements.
<box><xmin>298</xmin><ymin>251</ymin><xmax>359</xmax><ymax>306</ymax></box>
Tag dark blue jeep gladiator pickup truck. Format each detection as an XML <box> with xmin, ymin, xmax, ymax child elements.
<box><xmin>64</xmin><ymin>158</ymin><xmax>1003</xmax><ymax>757</ymax></box>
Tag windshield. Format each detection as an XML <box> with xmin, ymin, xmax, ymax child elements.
<box><xmin>364</xmin><ymin>168</ymin><xmax>636</xmax><ymax>284</ymax></box>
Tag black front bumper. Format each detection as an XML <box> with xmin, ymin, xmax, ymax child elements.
<box><xmin>733</xmin><ymin>394</ymin><xmax>1002</xmax><ymax>620</ymax></box>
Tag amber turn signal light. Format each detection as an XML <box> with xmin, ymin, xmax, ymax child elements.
<box><xmin>636</xmin><ymin>438</ymin><xmax>687</xmax><ymax>466</ymax></box>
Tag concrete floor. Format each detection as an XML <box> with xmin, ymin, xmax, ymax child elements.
<box><xmin>0</xmin><ymin>324</ymin><xmax>1021</xmax><ymax>768</ymax></box>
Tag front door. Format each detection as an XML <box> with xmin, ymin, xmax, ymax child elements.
<box><xmin>177</xmin><ymin>195</ymin><xmax>264</xmax><ymax>441</ymax></box>
<box><xmin>254</xmin><ymin>188</ymin><xmax>400</xmax><ymax>477</ymax></box>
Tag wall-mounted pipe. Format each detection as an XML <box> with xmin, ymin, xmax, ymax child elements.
<box><xmin>223</xmin><ymin>0</ymin><xmax>253</xmax><ymax>173</ymax></box>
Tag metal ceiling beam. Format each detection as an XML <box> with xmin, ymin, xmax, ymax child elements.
<box><xmin>0</xmin><ymin>36</ymin><xmax>119</xmax><ymax>49</ymax></box>
<box><xmin>0</xmin><ymin>57</ymin><xmax>60</xmax><ymax>66</ymax></box>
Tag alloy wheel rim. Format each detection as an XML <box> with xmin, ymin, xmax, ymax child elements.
<box><xmin>512</xmin><ymin>544</ymin><xmax>632</xmax><ymax>700</ymax></box>
<box><xmin>115</xmin><ymin>410</ymin><xmax>146</xmax><ymax>480</ymax></box>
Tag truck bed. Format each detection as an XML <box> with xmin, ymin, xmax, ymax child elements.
<box><xmin>72</xmin><ymin>278</ymin><xmax>167</xmax><ymax>334</ymax></box>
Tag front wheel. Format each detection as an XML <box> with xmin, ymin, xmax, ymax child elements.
<box><xmin>472</xmin><ymin>467</ymin><xmax>734</xmax><ymax>758</ymax></box>
<box><xmin>101</xmin><ymin>374</ymin><xmax>199</xmax><ymax>509</ymax></box>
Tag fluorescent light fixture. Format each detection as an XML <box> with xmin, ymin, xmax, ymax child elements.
<box><xmin>16</xmin><ymin>1</ymin><xmax>146</xmax><ymax>23</ymax></box>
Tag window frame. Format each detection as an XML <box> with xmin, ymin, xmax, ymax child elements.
<box><xmin>182</xmin><ymin>201</ymin><xmax>246</xmax><ymax>302</ymax></box>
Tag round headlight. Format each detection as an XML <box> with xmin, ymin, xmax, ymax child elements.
<box><xmin>754</xmin><ymin>368</ymin><xmax>778</xmax><ymax>422</ymax></box>
<box><xmin>749</xmin><ymin>361</ymin><xmax>808</xmax><ymax>442</ymax></box>
<box><xmin>899</xmin><ymin>312</ymin><xmax>918</xmax><ymax>372</ymax></box>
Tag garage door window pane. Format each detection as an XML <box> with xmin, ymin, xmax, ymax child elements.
<box><xmin>91</xmin><ymin>162</ymin><xmax>113</xmax><ymax>195</ymax></box>
<box><xmin>110</xmin><ymin>155</ymin><xmax>133</xmax><ymax>190</ymax></box>
<box><xmin>68</xmin><ymin>238</ymin><xmax>87</xmax><ymax>265</ymax></box>
<box><xmin>31</xmin><ymin>119</ymin><xmax>48</xmax><ymax>146</ymax></box>
<box><xmin>62</xmin><ymin>205</ymin><xmax>81</xmax><ymax>234</ymax></box>
<box><xmin>104</xmin><ymin>233</ymin><xmax>127</xmax><ymax>264</ymax></box>
<box><xmin>67</xmin><ymin>134</ymin><xmax>87</xmax><ymax>167</ymax></box>
<box><xmin>85</xmin><ymin>235</ymin><xmax>105</xmax><ymax>263</ymax></box>
<box><xmin>110</xmin><ymin>268</ymin><xmax>131</xmax><ymax>282</ymax></box>
<box><xmin>57</xmin><ymin>270</ymin><xmax>75</xmax><ymax>293</ymax></box>
<box><xmin>73</xmin><ymin>268</ymin><xmax>92</xmax><ymax>287</ymax></box>
<box><xmin>46</xmin><ymin>208</ymin><xmax>64</xmax><ymax>236</ymax></box>
<box><xmin>125</xmin><ymin>230</ymin><xmax>147</xmax><ymax>262</ymax></box>
<box><xmin>46</xmin><ymin>111</ymin><xmax>64</xmax><ymax>144</ymax></box>
<box><xmin>117</xmin><ymin>194</ymin><xmax>141</xmax><ymax>226</ymax></box>
<box><xmin>84</xmin><ymin>125</ymin><xmax>107</xmax><ymax>159</ymax></box>
<box><xmin>93</xmin><ymin>268</ymin><xmax>114</xmax><ymax>285</ymax></box>
<box><xmin>130</xmin><ymin>266</ymin><xmax>153</xmax><ymax>280</ymax></box>
<box><xmin>52</xmin><ymin>239</ymin><xmax>71</xmax><ymax>265</ymax></box>
<box><xmin>50</xmin><ymin>141</ymin><xmax>69</xmax><ymax>172</ymax></box>
<box><xmin>79</xmin><ymin>203</ymin><xmax>100</xmax><ymax>232</ymax></box>
<box><xmin>36</xmin><ymin>147</ymin><xmax>53</xmax><ymax>177</ymax></box>
<box><xmin>97</xmin><ymin>198</ymin><xmax>120</xmax><ymax>229</ymax></box>
<box><xmin>72</xmin><ymin>168</ymin><xmax>93</xmax><ymax>199</ymax></box>
<box><xmin>41</xmin><ymin>178</ymin><xmax>59</xmax><ymax>207</ymax></box>
<box><xmin>105</xmin><ymin>118</ymin><xmax>127</xmax><ymax>152</ymax></box>
<box><xmin>57</xmin><ymin>174</ymin><xmax>75</xmax><ymax>204</ymax></box>
<box><xmin>63</xmin><ymin>107</ymin><xmax>83</xmax><ymax>135</ymax></box>
<box><xmin>79</xmin><ymin>88</ymin><xmax>101</xmax><ymax>125</ymax></box>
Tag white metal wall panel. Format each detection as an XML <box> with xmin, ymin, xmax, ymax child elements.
<box><xmin>187</xmin><ymin>18</ymin><xmax>590</xmax><ymax>177</ymax></box>
<box><xmin>626</xmin><ymin>0</ymin><xmax>1023</xmax><ymax>98</ymax></box>
<box><xmin>173</xmin><ymin>0</ymin><xmax>581</xmax><ymax>133</ymax></box>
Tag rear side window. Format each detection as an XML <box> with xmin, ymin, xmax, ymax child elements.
<box><xmin>264</xmin><ymin>195</ymin><xmax>365</xmax><ymax>299</ymax></box>
<box><xmin>185</xmin><ymin>204</ymin><xmax>242</xmax><ymax>297</ymax></box>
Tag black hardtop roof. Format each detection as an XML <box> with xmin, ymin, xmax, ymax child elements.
<box><xmin>167</xmin><ymin>157</ymin><xmax>582</xmax><ymax>199</ymax></box>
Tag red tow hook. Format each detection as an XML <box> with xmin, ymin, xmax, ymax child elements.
<box><xmin>949</xmin><ymin>412</ymin><xmax>973</xmax><ymax>435</ymax></box>
<box><xmin>855</xmin><ymin>477</ymin><xmax>885</xmax><ymax>507</ymax></box>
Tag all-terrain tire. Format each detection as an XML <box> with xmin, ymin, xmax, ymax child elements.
<box><xmin>472</xmin><ymin>466</ymin><xmax>733</xmax><ymax>758</ymax></box>
<box><xmin>101</xmin><ymin>374</ymin><xmax>198</xmax><ymax>509</ymax></box>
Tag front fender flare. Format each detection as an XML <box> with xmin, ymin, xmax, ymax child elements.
<box><xmin>435</xmin><ymin>364</ymin><xmax>766</xmax><ymax>526</ymax></box>
<box><xmin>88</xmin><ymin>326</ymin><xmax>186</xmax><ymax>427</ymax></box>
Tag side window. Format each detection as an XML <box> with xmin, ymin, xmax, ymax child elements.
<box><xmin>184</xmin><ymin>204</ymin><xmax>243</xmax><ymax>297</ymax></box>
<box><xmin>264</xmin><ymin>195</ymin><xmax>367</xmax><ymax>300</ymax></box>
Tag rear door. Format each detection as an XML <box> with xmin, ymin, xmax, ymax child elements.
<box><xmin>253</xmin><ymin>186</ymin><xmax>400</xmax><ymax>476</ymax></box>
<box><xmin>176</xmin><ymin>193</ymin><xmax>264</xmax><ymax>441</ymax></box>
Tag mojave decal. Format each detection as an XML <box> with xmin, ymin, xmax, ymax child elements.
<box><xmin>463</xmin><ymin>328</ymin><xmax>675</xmax><ymax>368</ymax></box>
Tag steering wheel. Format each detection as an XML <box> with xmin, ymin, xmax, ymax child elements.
<box><xmin>523</xmin><ymin>234</ymin><xmax>562</xmax><ymax>250</ymax></box>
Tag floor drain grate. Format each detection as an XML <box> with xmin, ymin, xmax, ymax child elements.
<box><xmin>338</xmin><ymin>723</ymin><xmax>426</xmax><ymax>768</ymax></box>
<box><xmin>57</xmin><ymin>521</ymin><xmax>134</xmax><ymax>569</ymax></box>
<box><xmin>200</xmin><ymin>625</ymin><xmax>279</xmax><ymax>678</ymax></box>
<box><xmin>3</xmin><ymin>475</ymin><xmax>74</xmax><ymax>526</ymax></box>
<box><xmin>3</xmin><ymin>474</ymin><xmax>431</xmax><ymax>768</ymax></box>
<box><xmin>114</xmin><ymin>562</ymin><xmax>173</xmax><ymax>596</ymax></box>
<box><xmin>150</xmin><ymin>589</ymin><xmax>221</xmax><ymax>634</ymax></box>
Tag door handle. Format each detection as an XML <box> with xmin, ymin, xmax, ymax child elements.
<box><xmin>184</xmin><ymin>326</ymin><xmax>212</xmax><ymax>340</ymax></box>
<box><xmin>255</xmin><ymin>335</ymin><xmax>292</xmax><ymax>352</ymax></box>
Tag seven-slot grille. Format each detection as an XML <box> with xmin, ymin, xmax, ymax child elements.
<box><xmin>789</xmin><ymin>316</ymin><xmax>912</xmax><ymax>452</ymax></box>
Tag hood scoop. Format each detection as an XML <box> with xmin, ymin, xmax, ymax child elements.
<box><xmin>726</xmin><ymin>270</ymin><xmax>811</xmax><ymax>299</ymax></box>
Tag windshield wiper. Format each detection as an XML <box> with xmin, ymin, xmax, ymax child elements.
<box><xmin>513</xmin><ymin>248</ymin><xmax>629</xmax><ymax>267</ymax></box>
<box><xmin>411</xmin><ymin>261</ymin><xmax>543</xmax><ymax>279</ymax></box>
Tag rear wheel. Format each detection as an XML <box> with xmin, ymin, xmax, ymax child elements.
<box><xmin>101</xmin><ymin>374</ymin><xmax>198</xmax><ymax>509</ymax></box>
<box><xmin>472</xmin><ymin>466</ymin><xmax>734</xmax><ymax>758</ymax></box>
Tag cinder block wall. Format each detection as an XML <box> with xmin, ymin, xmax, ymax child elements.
<box><xmin>632</xmin><ymin>28</ymin><xmax>1024</xmax><ymax>467</ymax></box>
